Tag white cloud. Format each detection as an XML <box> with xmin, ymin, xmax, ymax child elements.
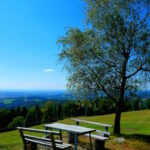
<box><xmin>44</xmin><ymin>68</ymin><xmax>55</xmax><ymax>73</ymax></box>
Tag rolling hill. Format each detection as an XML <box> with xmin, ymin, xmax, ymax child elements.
<box><xmin>0</xmin><ymin>110</ymin><xmax>149</xmax><ymax>150</ymax></box>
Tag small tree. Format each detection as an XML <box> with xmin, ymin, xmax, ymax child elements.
<box><xmin>8</xmin><ymin>116</ymin><xmax>24</xmax><ymax>129</ymax></box>
<box><xmin>25</xmin><ymin>106</ymin><xmax>41</xmax><ymax>126</ymax></box>
<box><xmin>58</xmin><ymin>0</ymin><xmax>150</xmax><ymax>134</ymax></box>
<box><xmin>42</xmin><ymin>101</ymin><xmax>56</xmax><ymax>123</ymax></box>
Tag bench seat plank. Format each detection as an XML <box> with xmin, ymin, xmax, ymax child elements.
<box><xmin>17</xmin><ymin>127</ymin><xmax>72</xmax><ymax>150</ymax></box>
<box><xmin>24</xmin><ymin>134</ymin><xmax>63</xmax><ymax>144</ymax></box>
<box><xmin>84</xmin><ymin>134</ymin><xmax>109</xmax><ymax>141</ymax></box>
<box><xmin>17</xmin><ymin>127</ymin><xmax>59</xmax><ymax>135</ymax></box>
<box><xmin>73</xmin><ymin>118</ymin><xmax>112</xmax><ymax>128</ymax></box>
<box><xmin>25</xmin><ymin>138</ymin><xmax>72</xmax><ymax>149</ymax></box>
<box><xmin>96</xmin><ymin>130</ymin><xmax>111</xmax><ymax>136</ymax></box>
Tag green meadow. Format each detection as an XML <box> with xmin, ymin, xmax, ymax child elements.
<box><xmin>0</xmin><ymin>110</ymin><xmax>150</xmax><ymax>150</ymax></box>
<box><xmin>3</xmin><ymin>99</ymin><xmax>14</xmax><ymax>105</ymax></box>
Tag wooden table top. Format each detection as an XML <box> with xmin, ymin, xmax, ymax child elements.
<box><xmin>44</xmin><ymin>123</ymin><xmax>96</xmax><ymax>135</ymax></box>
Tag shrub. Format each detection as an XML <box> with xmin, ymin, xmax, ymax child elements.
<box><xmin>8</xmin><ymin>116</ymin><xmax>24</xmax><ymax>129</ymax></box>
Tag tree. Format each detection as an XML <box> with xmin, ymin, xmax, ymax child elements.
<box><xmin>21</xmin><ymin>107</ymin><xmax>28</xmax><ymax>118</ymax></box>
<box><xmin>57</xmin><ymin>103</ymin><xmax>63</xmax><ymax>120</ymax></box>
<box><xmin>58</xmin><ymin>0</ymin><xmax>150</xmax><ymax>134</ymax></box>
<box><xmin>8</xmin><ymin>116</ymin><xmax>24</xmax><ymax>129</ymax></box>
<box><xmin>25</xmin><ymin>106</ymin><xmax>41</xmax><ymax>126</ymax></box>
<box><xmin>42</xmin><ymin>101</ymin><xmax>56</xmax><ymax>123</ymax></box>
<box><xmin>16</xmin><ymin>106</ymin><xmax>21</xmax><ymax>116</ymax></box>
<box><xmin>146</xmin><ymin>98</ymin><xmax>150</xmax><ymax>109</ymax></box>
<box><xmin>0</xmin><ymin>109</ymin><xmax>11</xmax><ymax>130</ymax></box>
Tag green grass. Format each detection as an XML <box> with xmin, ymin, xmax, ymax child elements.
<box><xmin>0</xmin><ymin>110</ymin><xmax>150</xmax><ymax>150</ymax></box>
<box><xmin>3</xmin><ymin>99</ymin><xmax>14</xmax><ymax>105</ymax></box>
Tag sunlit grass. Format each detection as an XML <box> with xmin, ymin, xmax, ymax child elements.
<box><xmin>0</xmin><ymin>110</ymin><xmax>150</xmax><ymax>150</ymax></box>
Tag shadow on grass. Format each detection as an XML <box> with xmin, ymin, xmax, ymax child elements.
<box><xmin>119</xmin><ymin>133</ymin><xmax>150</xmax><ymax>143</ymax></box>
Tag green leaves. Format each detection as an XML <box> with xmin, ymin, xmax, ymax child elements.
<box><xmin>58</xmin><ymin>0</ymin><xmax>150</xmax><ymax>101</ymax></box>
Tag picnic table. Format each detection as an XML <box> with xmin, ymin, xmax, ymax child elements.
<box><xmin>44</xmin><ymin>123</ymin><xmax>96</xmax><ymax>150</ymax></box>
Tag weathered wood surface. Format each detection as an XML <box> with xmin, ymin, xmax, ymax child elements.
<box><xmin>84</xmin><ymin>133</ymin><xmax>109</xmax><ymax>141</ymax></box>
<box><xmin>24</xmin><ymin>134</ymin><xmax>63</xmax><ymax>144</ymax></box>
<box><xmin>44</xmin><ymin>123</ymin><xmax>96</xmax><ymax>135</ymax></box>
<box><xmin>25</xmin><ymin>138</ymin><xmax>72</xmax><ymax>149</ymax></box>
<box><xmin>17</xmin><ymin>127</ymin><xmax>72</xmax><ymax>150</ymax></box>
<box><xmin>96</xmin><ymin>130</ymin><xmax>111</xmax><ymax>136</ymax></box>
<box><xmin>17</xmin><ymin>127</ymin><xmax>59</xmax><ymax>135</ymax></box>
<box><xmin>72</xmin><ymin>118</ymin><xmax>111</xmax><ymax>150</ymax></box>
<box><xmin>73</xmin><ymin>118</ymin><xmax>112</xmax><ymax>128</ymax></box>
<box><xmin>44</xmin><ymin>123</ymin><xmax>96</xmax><ymax>150</ymax></box>
<box><xmin>94</xmin><ymin>139</ymin><xmax>105</xmax><ymax>150</ymax></box>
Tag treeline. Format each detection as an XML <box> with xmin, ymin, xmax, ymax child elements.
<box><xmin>0</xmin><ymin>97</ymin><xmax>150</xmax><ymax>132</ymax></box>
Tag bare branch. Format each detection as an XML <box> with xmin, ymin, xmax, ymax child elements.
<box><xmin>141</xmin><ymin>67</ymin><xmax>150</xmax><ymax>72</ymax></box>
<box><xmin>126</xmin><ymin>65</ymin><xmax>142</xmax><ymax>79</ymax></box>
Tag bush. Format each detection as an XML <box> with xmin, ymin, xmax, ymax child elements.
<box><xmin>146</xmin><ymin>99</ymin><xmax>150</xmax><ymax>109</ymax></box>
<box><xmin>8</xmin><ymin>116</ymin><xmax>24</xmax><ymax>129</ymax></box>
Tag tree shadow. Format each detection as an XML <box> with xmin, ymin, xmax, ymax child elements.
<box><xmin>119</xmin><ymin>133</ymin><xmax>150</xmax><ymax>143</ymax></box>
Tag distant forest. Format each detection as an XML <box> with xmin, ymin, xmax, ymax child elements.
<box><xmin>0</xmin><ymin>97</ymin><xmax>150</xmax><ymax>132</ymax></box>
<box><xmin>0</xmin><ymin>90</ymin><xmax>150</xmax><ymax>108</ymax></box>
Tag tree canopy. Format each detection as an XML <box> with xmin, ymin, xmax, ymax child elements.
<box><xmin>58</xmin><ymin>0</ymin><xmax>150</xmax><ymax>134</ymax></box>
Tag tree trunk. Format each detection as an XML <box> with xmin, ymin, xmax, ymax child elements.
<box><xmin>114</xmin><ymin>108</ymin><xmax>121</xmax><ymax>134</ymax></box>
<box><xmin>113</xmin><ymin>57</ymin><xmax>128</xmax><ymax>134</ymax></box>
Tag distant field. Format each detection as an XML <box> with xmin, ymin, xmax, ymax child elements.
<box><xmin>0</xmin><ymin>110</ymin><xmax>150</xmax><ymax>150</ymax></box>
<box><xmin>3</xmin><ymin>99</ymin><xmax>14</xmax><ymax>105</ymax></box>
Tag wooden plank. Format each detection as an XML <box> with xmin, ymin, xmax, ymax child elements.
<box><xmin>73</xmin><ymin>118</ymin><xmax>112</xmax><ymax>128</ymax></box>
<box><xmin>89</xmin><ymin>133</ymin><xmax>93</xmax><ymax>150</ymax></box>
<box><xmin>49</xmin><ymin>132</ymin><xmax>56</xmax><ymax>150</ymax></box>
<box><xmin>44</xmin><ymin>123</ymin><xmax>95</xmax><ymax>134</ymax></box>
<box><xmin>96</xmin><ymin>130</ymin><xmax>111</xmax><ymax>136</ymax></box>
<box><xmin>94</xmin><ymin>139</ymin><xmax>105</xmax><ymax>150</ymax></box>
<box><xmin>17</xmin><ymin>127</ymin><xmax>59</xmax><ymax>135</ymax></box>
<box><xmin>18</xmin><ymin>129</ymin><xmax>27</xmax><ymax>150</ymax></box>
<box><xmin>84</xmin><ymin>134</ymin><xmax>109</xmax><ymax>141</ymax></box>
<box><xmin>59</xmin><ymin>129</ymin><xmax>62</xmax><ymax>141</ymax></box>
<box><xmin>25</xmin><ymin>138</ymin><xmax>71</xmax><ymax>149</ymax></box>
<box><xmin>18</xmin><ymin>127</ymin><xmax>72</xmax><ymax>150</ymax></box>
<box><xmin>24</xmin><ymin>134</ymin><xmax>63</xmax><ymax>144</ymax></box>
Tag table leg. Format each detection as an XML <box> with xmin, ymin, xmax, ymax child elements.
<box><xmin>74</xmin><ymin>133</ymin><xmax>78</xmax><ymax>150</ymax></box>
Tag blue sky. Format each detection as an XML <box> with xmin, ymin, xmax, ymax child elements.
<box><xmin>0</xmin><ymin>0</ymin><xmax>85</xmax><ymax>90</ymax></box>
<box><xmin>0</xmin><ymin>1</ymin><xmax>149</xmax><ymax>91</ymax></box>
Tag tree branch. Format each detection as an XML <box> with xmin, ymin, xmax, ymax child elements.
<box><xmin>83</xmin><ymin>63</ymin><xmax>117</xmax><ymax>102</ymax></box>
<box><xmin>141</xmin><ymin>67</ymin><xmax>150</xmax><ymax>72</ymax></box>
<box><xmin>126</xmin><ymin>65</ymin><xmax>142</xmax><ymax>79</ymax></box>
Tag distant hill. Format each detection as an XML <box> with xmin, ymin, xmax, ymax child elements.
<box><xmin>136</xmin><ymin>90</ymin><xmax>150</xmax><ymax>98</ymax></box>
<box><xmin>0</xmin><ymin>90</ymin><xmax>72</xmax><ymax>108</ymax></box>
<box><xmin>0</xmin><ymin>90</ymin><xmax>149</xmax><ymax>108</ymax></box>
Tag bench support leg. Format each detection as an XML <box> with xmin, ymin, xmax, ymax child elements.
<box><xmin>59</xmin><ymin>130</ymin><xmax>62</xmax><ymax>141</ymax></box>
<box><xmin>68</xmin><ymin>132</ymin><xmax>76</xmax><ymax>144</ymax></box>
<box><xmin>94</xmin><ymin>140</ymin><xmax>105</xmax><ymax>150</ymax></box>
<box><xmin>31</xmin><ymin>143</ymin><xmax>37</xmax><ymax>150</ymax></box>
<box><xmin>89</xmin><ymin>133</ymin><xmax>93</xmax><ymax>150</ymax></box>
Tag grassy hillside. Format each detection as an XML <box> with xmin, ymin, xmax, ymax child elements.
<box><xmin>0</xmin><ymin>110</ymin><xmax>150</xmax><ymax>150</ymax></box>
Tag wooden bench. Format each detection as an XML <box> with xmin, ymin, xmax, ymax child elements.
<box><xmin>17</xmin><ymin>127</ymin><xmax>72</xmax><ymax>150</ymax></box>
<box><xmin>72</xmin><ymin>118</ymin><xmax>112</xmax><ymax>150</ymax></box>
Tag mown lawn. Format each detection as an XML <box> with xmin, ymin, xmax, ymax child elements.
<box><xmin>0</xmin><ymin>110</ymin><xmax>150</xmax><ymax>150</ymax></box>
